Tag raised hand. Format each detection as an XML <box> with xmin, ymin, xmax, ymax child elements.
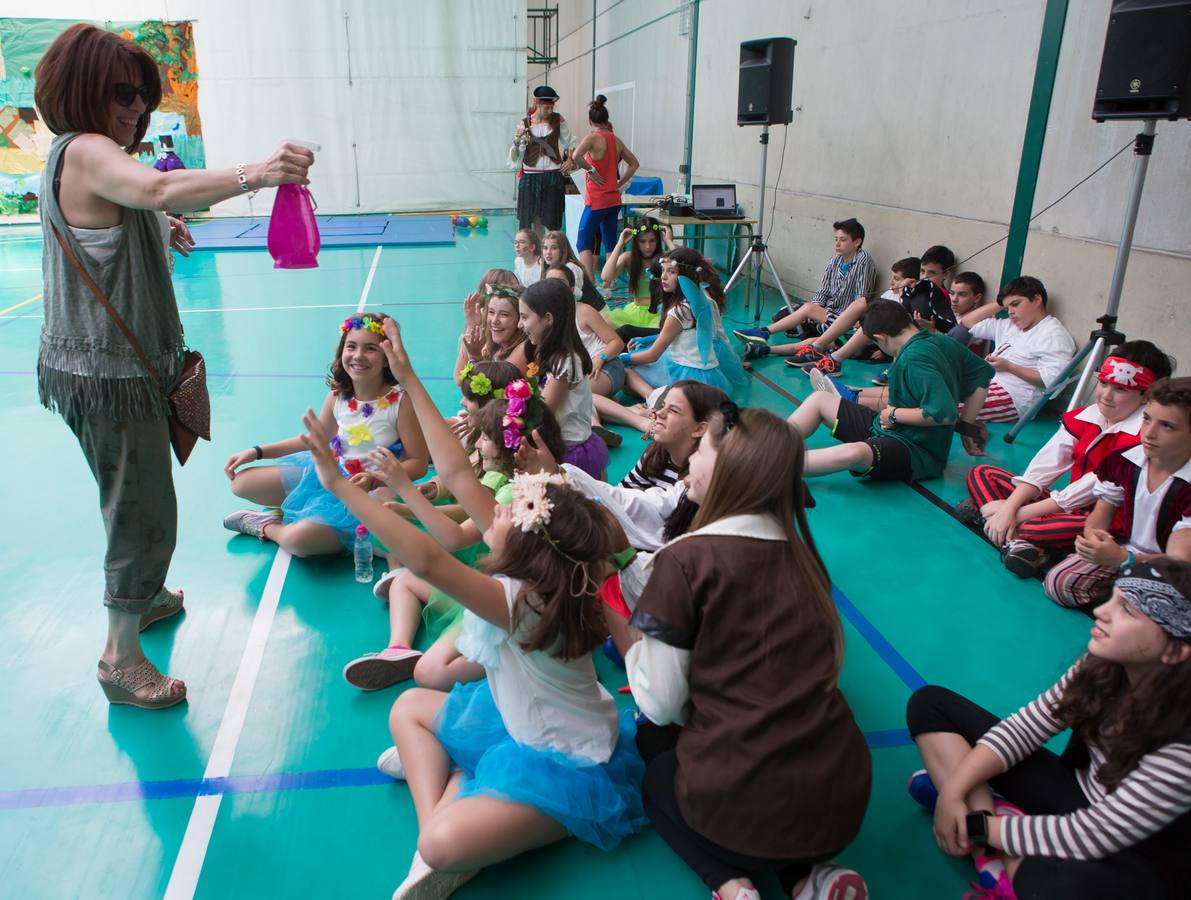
<box><xmin>299</xmin><ymin>409</ymin><xmax>345</xmax><ymax>491</ymax></box>
<box><xmin>380</xmin><ymin>318</ymin><xmax>414</xmax><ymax>380</ymax></box>
<box><xmin>513</xmin><ymin>428</ymin><xmax>560</xmax><ymax>475</ymax></box>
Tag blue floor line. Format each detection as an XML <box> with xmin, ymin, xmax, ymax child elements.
<box><xmin>0</xmin><ymin>726</ymin><xmax>914</xmax><ymax>812</ymax></box>
<box><xmin>833</xmin><ymin>585</ymin><xmax>927</xmax><ymax>692</ymax></box>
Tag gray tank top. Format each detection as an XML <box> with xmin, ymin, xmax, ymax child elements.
<box><xmin>38</xmin><ymin>132</ymin><xmax>184</xmax><ymax>422</ymax></box>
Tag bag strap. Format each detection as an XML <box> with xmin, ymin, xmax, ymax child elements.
<box><xmin>49</xmin><ymin>223</ymin><xmax>169</xmax><ymax>399</ymax></box>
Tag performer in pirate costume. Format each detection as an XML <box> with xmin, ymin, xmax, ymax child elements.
<box><xmin>509</xmin><ymin>85</ymin><xmax>576</xmax><ymax>233</ymax></box>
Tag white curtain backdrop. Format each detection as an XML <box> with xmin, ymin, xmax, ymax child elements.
<box><xmin>6</xmin><ymin>0</ymin><xmax>528</xmax><ymax>214</ymax></box>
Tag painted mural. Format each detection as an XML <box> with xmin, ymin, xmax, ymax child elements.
<box><xmin>0</xmin><ymin>18</ymin><xmax>204</xmax><ymax>216</ymax></box>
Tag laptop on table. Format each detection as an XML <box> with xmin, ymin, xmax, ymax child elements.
<box><xmin>691</xmin><ymin>184</ymin><xmax>739</xmax><ymax>219</ymax></box>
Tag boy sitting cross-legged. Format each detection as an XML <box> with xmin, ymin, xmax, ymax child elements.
<box><xmin>958</xmin><ymin>341</ymin><xmax>1174</xmax><ymax>578</ymax></box>
<box><xmin>1044</xmin><ymin>376</ymin><xmax>1191</xmax><ymax>608</ymax></box>
<box><xmin>787</xmin><ymin>300</ymin><xmax>993</xmax><ymax>482</ymax></box>
<box><xmin>732</xmin><ymin>218</ymin><xmax>875</xmax><ymax>349</ymax></box>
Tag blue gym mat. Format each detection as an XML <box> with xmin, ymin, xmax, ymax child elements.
<box><xmin>187</xmin><ymin>214</ymin><xmax>456</xmax><ymax>251</ymax></box>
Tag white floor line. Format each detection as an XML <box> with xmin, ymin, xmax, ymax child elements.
<box><xmin>358</xmin><ymin>245</ymin><xmax>383</xmax><ymax>313</ymax></box>
<box><xmin>163</xmin><ymin>549</ymin><xmax>292</xmax><ymax>900</ymax></box>
<box><xmin>164</xmin><ymin>244</ymin><xmax>383</xmax><ymax>898</ymax></box>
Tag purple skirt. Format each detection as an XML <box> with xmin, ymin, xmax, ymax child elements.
<box><xmin>564</xmin><ymin>431</ymin><xmax>609</xmax><ymax>479</ymax></box>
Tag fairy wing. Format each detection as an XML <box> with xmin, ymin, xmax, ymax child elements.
<box><xmin>678</xmin><ymin>274</ymin><xmax>714</xmax><ymax>365</ymax></box>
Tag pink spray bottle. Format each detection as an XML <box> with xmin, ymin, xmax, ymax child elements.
<box><xmin>268</xmin><ymin>139</ymin><xmax>321</xmax><ymax>269</ymax></box>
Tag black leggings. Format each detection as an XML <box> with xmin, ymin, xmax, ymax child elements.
<box><xmin>906</xmin><ymin>685</ymin><xmax>1177</xmax><ymax>899</ymax></box>
<box><xmin>637</xmin><ymin>723</ymin><xmax>834</xmax><ymax>895</ymax></box>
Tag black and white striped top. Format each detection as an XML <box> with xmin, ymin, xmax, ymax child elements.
<box><xmin>979</xmin><ymin>659</ymin><xmax>1191</xmax><ymax>860</ymax></box>
<box><xmin>812</xmin><ymin>249</ymin><xmax>876</xmax><ymax>316</ymax></box>
<box><xmin>621</xmin><ymin>459</ymin><xmax>682</xmax><ymax>493</ymax></box>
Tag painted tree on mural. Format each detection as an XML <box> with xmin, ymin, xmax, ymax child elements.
<box><xmin>0</xmin><ymin>17</ymin><xmax>205</xmax><ymax>216</ymax></box>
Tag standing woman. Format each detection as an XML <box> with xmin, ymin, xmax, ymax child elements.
<box><xmin>566</xmin><ymin>95</ymin><xmax>640</xmax><ymax>281</ymax></box>
<box><xmin>509</xmin><ymin>85</ymin><xmax>575</xmax><ymax>234</ymax></box>
<box><xmin>34</xmin><ymin>24</ymin><xmax>313</xmax><ymax>708</ymax></box>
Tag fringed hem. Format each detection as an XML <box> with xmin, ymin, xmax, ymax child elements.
<box><xmin>38</xmin><ymin>362</ymin><xmax>172</xmax><ymax>422</ymax></box>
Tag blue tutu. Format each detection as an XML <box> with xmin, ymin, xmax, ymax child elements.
<box><xmin>634</xmin><ymin>335</ymin><xmax>748</xmax><ymax>398</ymax></box>
<box><xmin>277</xmin><ymin>451</ymin><xmax>361</xmax><ymax>548</ymax></box>
<box><xmin>433</xmin><ymin>679</ymin><xmax>646</xmax><ymax>850</ymax></box>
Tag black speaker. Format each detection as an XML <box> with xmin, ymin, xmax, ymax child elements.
<box><xmin>1093</xmin><ymin>0</ymin><xmax>1191</xmax><ymax>121</ymax></box>
<box><xmin>738</xmin><ymin>37</ymin><xmax>796</xmax><ymax>126</ymax></box>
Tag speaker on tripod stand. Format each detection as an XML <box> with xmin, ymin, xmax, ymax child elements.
<box><xmin>1004</xmin><ymin>0</ymin><xmax>1191</xmax><ymax>443</ymax></box>
<box><xmin>724</xmin><ymin>38</ymin><xmax>797</xmax><ymax>320</ymax></box>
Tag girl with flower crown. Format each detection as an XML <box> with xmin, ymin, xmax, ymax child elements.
<box><xmin>519</xmin><ymin>278</ymin><xmax>609</xmax><ymax>478</ymax></box>
<box><xmin>298</xmin><ymin>318</ymin><xmax>645</xmax><ymax>898</ymax></box>
<box><xmin>221</xmin><ymin>311</ymin><xmax>428</xmax><ymax>558</ymax></box>
<box><xmin>619</xmin><ymin>247</ymin><xmax>747</xmax><ymax>400</ymax></box>
<box><xmin>453</xmin><ymin>269</ymin><xmax>529</xmax><ymax>386</ymax></box>
<box><xmin>600</xmin><ymin>219</ymin><xmax>674</xmax><ymax>340</ymax></box>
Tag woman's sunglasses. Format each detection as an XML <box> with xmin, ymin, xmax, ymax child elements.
<box><xmin>112</xmin><ymin>82</ymin><xmax>153</xmax><ymax>108</ymax></box>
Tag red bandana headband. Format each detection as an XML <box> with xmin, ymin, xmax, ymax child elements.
<box><xmin>1098</xmin><ymin>356</ymin><xmax>1156</xmax><ymax>392</ymax></box>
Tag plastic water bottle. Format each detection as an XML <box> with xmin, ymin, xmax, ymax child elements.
<box><xmin>354</xmin><ymin>524</ymin><xmax>373</xmax><ymax>583</ymax></box>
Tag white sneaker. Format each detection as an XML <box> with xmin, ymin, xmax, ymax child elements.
<box><xmin>222</xmin><ymin>508</ymin><xmax>281</xmax><ymax>539</ymax></box>
<box><xmin>791</xmin><ymin>864</ymin><xmax>868</xmax><ymax>900</ymax></box>
<box><xmin>343</xmin><ymin>646</ymin><xmax>423</xmax><ymax>690</ymax></box>
<box><xmin>373</xmin><ymin>567</ymin><xmax>404</xmax><ymax>600</ymax></box>
<box><xmin>391</xmin><ymin>851</ymin><xmax>476</xmax><ymax>900</ymax></box>
<box><xmin>377</xmin><ymin>746</ymin><xmax>405</xmax><ymax>781</ymax></box>
<box><xmin>711</xmin><ymin>887</ymin><xmax>761</xmax><ymax>900</ymax></box>
<box><xmin>808</xmin><ymin>367</ymin><xmax>841</xmax><ymax>397</ymax></box>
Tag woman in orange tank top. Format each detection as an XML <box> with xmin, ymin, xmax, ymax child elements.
<box><xmin>565</xmin><ymin>95</ymin><xmax>639</xmax><ymax>282</ymax></box>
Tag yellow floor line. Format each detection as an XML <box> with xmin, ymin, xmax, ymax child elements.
<box><xmin>0</xmin><ymin>292</ymin><xmax>43</xmax><ymax>316</ymax></box>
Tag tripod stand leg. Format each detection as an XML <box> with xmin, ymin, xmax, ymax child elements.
<box><xmin>760</xmin><ymin>247</ymin><xmax>793</xmax><ymax>311</ymax></box>
<box><xmin>1003</xmin><ymin>337</ymin><xmax>1102</xmax><ymax>444</ymax></box>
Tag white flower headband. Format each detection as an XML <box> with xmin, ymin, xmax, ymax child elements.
<box><xmin>507</xmin><ymin>471</ymin><xmax>601</xmax><ymax>596</ymax></box>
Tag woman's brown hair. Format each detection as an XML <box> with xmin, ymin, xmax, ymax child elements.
<box><xmin>325</xmin><ymin>311</ymin><xmax>397</xmax><ymax>396</ymax></box>
<box><xmin>1052</xmin><ymin>557</ymin><xmax>1191</xmax><ymax>792</ymax></box>
<box><xmin>483</xmin><ymin>484</ymin><xmax>617</xmax><ymax>660</ymax></box>
<box><xmin>690</xmin><ymin>407</ymin><xmax>843</xmax><ymax>685</ymax></box>
<box><xmin>35</xmin><ymin>23</ymin><xmax>162</xmax><ymax>153</ymax></box>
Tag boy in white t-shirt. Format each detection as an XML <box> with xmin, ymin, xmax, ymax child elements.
<box><xmin>959</xmin><ymin>276</ymin><xmax>1075</xmax><ymax>423</ymax></box>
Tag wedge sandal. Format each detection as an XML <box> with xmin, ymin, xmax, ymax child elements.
<box><xmin>97</xmin><ymin>658</ymin><xmax>187</xmax><ymax>709</ymax></box>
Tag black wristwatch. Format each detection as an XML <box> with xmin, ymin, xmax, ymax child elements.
<box><xmin>966</xmin><ymin>810</ymin><xmax>991</xmax><ymax>847</ymax></box>
<box><xmin>887</xmin><ymin>407</ymin><xmax>899</xmax><ymax>429</ymax></box>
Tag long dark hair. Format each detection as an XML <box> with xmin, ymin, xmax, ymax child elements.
<box><xmin>521</xmin><ymin>279</ymin><xmax>592</xmax><ymax>378</ymax></box>
<box><xmin>1052</xmin><ymin>557</ymin><xmax>1191</xmax><ymax>792</ymax></box>
<box><xmin>691</xmin><ymin>407</ymin><xmax>842</xmax><ymax>685</ymax></box>
<box><xmin>661</xmin><ymin>246</ymin><xmax>726</xmax><ymax>316</ymax></box>
<box><xmin>637</xmin><ymin>380</ymin><xmax>728</xmax><ymax>483</ymax></box>
<box><xmin>35</xmin><ymin>23</ymin><xmax>162</xmax><ymax>152</ymax></box>
<box><xmin>627</xmin><ymin>220</ymin><xmax>665</xmax><ymax>305</ymax></box>
<box><xmin>326</xmin><ymin>311</ymin><xmax>397</xmax><ymax>396</ymax></box>
<box><xmin>483</xmin><ymin>484</ymin><xmax>617</xmax><ymax>660</ymax></box>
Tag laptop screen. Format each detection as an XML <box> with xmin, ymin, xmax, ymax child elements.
<box><xmin>692</xmin><ymin>184</ymin><xmax>736</xmax><ymax>213</ymax></box>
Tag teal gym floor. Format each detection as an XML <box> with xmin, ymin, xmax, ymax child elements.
<box><xmin>0</xmin><ymin>215</ymin><xmax>1091</xmax><ymax>898</ymax></box>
